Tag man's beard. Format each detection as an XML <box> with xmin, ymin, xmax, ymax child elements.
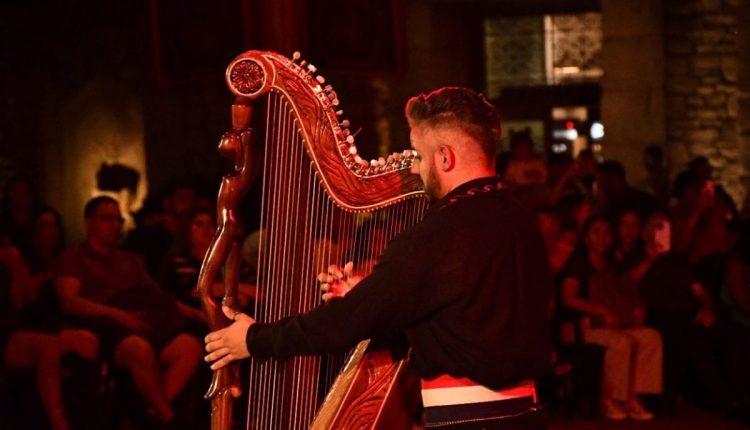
<box><xmin>423</xmin><ymin>166</ymin><xmax>441</xmax><ymax>203</ymax></box>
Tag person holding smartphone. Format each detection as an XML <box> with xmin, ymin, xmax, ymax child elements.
<box><xmin>637</xmin><ymin>212</ymin><xmax>742</xmax><ymax>415</ymax></box>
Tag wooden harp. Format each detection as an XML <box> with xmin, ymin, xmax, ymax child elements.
<box><xmin>198</xmin><ymin>50</ymin><xmax>427</xmax><ymax>430</ymax></box>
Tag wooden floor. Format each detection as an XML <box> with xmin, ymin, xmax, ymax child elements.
<box><xmin>550</xmin><ymin>404</ymin><xmax>750</xmax><ymax>430</ymax></box>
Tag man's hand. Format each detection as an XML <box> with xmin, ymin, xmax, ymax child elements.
<box><xmin>318</xmin><ymin>261</ymin><xmax>362</xmax><ymax>302</ymax></box>
<box><xmin>204</xmin><ymin>306</ymin><xmax>255</xmax><ymax>370</ymax></box>
<box><xmin>111</xmin><ymin>309</ymin><xmax>150</xmax><ymax>334</ymax></box>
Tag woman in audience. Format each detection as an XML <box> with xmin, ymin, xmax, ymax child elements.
<box><xmin>161</xmin><ymin>208</ymin><xmax>257</xmax><ymax>325</ymax></box>
<box><xmin>561</xmin><ymin>215</ymin><xmax>662</xmax><ymax>420</ymax></box>
<box><xmin>2</xmin><ymin>235</ymin><xmax>70</xmax><ymax>430</ymax></box>
<box><xmin>16</xmin><ymin>207</ymin><xmax>65</xmax><ymax>329</ymax></box>
<box><xmin>614</xmin><ymin>209</ymin><xmax>644</xmax><ymax>272</ymax></box>
<box><xmin>21</xmin><ymin>207</ymin><xmax>101</xmax><ymax>362</ymax></box>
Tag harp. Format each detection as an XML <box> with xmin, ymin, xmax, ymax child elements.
<box><xmin>198</xmin><ymin>51</ymin><xmax>428</xmax><ymax>430</ymax></box>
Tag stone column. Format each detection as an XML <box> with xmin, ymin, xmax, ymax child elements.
<box><xmin>739</xmin><ymin>0</ymin><xmax>750</xmax><ymax>214</ymax></box>
<box><xmin>664</xmin><ymin>0</ymin><xmax>747</xmax><ymax>208</ymax></box>
<box><xmin>601</xmin><ymin>0</ymin><xmax>665</xmax><ymax>188</ymax></box>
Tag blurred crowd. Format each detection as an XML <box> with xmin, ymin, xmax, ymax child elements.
<box><xmin>0</xmin><ymin>178</ymin><xmax>258</xmax><ymax>430</ymax></box>
<box><xmin>499</xmin><ymin>131</ymin><xmax>750</xmax><ymax>424</ymax></box>
<box><xmin>1</xmin><ymin>130</ymin><xmax>750</xmax><ymax>429</ymax></box>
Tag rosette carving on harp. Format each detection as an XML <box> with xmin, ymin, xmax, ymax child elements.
<box><xmin>228</xmin><ymin>59</ymin><xmax>265</xmax><ymax>95</ymax></box>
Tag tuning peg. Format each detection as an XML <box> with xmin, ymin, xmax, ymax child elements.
<box><xmin>378</xmin><ymin>157</ymin><xmax>386</xmax><ymax>166</ymax></box>
<box><xmin>336</xmin><ymin>110</ymin><xmax>344</xmax><ymax>116</ymax></box>
<box><xmin>346</xmin><ymin>135</ymin><xmax>354</xmax><ymax>144</ymax></box>
<box><xmin>341</xmin><ymin>119</ymin><xmax>350</xmax><ymax>128</ymax></box>
<box><xmin>316</xmin><ymin>75</ymin><xmax>325</xmax><ymax>84</ymax></box>
<box><xmin>354</xmin><ymin>155</ymin><xmax>363</xmax><ymax>164</ymax></box>
<box><xmin>307</xmin><ymin>64</ymin><xmax>317</xmax><ymax>73</ymax></box>
<box><xmin>300</xmin><ymin>60</ymin><xmax>308</xmax><ymax>67</ymax></box>
<box><xmin>348</xmin><ymin>146</ymin><xmax>358</xmax><ymax>155</ymax></box>
<box><xmin>292</xmin><ymin>51</ymin><xmax>301</xmax><ymax>61</ymax></box>
<box><xmin>324</xmin><ymin>85</ymin><xmax>333</xmax><ymax>92</ymax></box>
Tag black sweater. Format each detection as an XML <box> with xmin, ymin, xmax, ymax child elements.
<box><xmin>246</xmin><ymin>176</ymin><xmax>552</xmax><ymax>389</ymax></box>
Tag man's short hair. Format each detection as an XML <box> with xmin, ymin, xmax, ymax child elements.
<box><xmin>84</xmin><ymin>195</ymin><xmax>119</xmax><ymax>218</ymax></box>
<box><xmin>405</xmin><ymin>87</ymin><xmax>501</xmax><ymax>160</ymax></box>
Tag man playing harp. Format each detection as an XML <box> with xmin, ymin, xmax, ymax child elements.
<box><xmin>205</xmin><ymin>87</ymin><xmax>552</xmax><ymax>429</ymax></box>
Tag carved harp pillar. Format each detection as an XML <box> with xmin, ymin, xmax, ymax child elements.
<box><xmin>199</xmin><ymin>51</ymin><xmax>427</xmax><ymax>430</ymax></box>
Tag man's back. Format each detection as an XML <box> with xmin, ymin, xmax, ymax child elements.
<box><xmin>247</xmin><ymin>176</ymin><xmax>553</xmax><ymax>388</ymax></box>
<box><xmin>394</xmin><ymin>176</ymin><xmax>552</xmax><ymax>387</ymax></box>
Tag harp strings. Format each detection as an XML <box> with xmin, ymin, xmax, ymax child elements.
<box><xmin>246</xmin><ymin>92</ymin><xmax>428</xmax><ymax>430</ymax></box>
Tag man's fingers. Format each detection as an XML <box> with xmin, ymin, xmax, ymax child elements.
<box><xmin>205</xmin><ymin>330</ymin><xmax>223</xmax><ymax>344</ymax></box>
<box><xmin>221</xmin><ymin>305</ymin><xmax>235</xmax><ymax>319</ymax></box>
<box><xmin>327</xmin><ymin>264</ymin><xmax>343</xmax><ymax>279</ymax></box>
<box><xmin>320</xmin><ymin>283</ymin><xmax>329</xmax><ymax>292</ymax></box>
<box><xmin>236</xmin><ymin>313</ymin><xmax>253</xmax><ymax>323</ymax></box>
<box><xmin>205</xmin><ymin>347</ymin><xmax>230</xmax><ymax>362</ymax></box>
<box><xmin>205</xmin><ymin>339</ymin><xmax>223</xmax><ymax>353</ymax></box>
<box><xmin>322</xmin><ymin>293</ymin><xmax>333</xmax><ymax>302</ymax></box>
<box><xmin>210</xmin><ymin>354</ymin><xmax>235</xmax><ymax>370</ymax></box>
<box><xmin>343</xmin><ymin>261</ymin><xmax>354</xmax><ymax>276</ymax></box>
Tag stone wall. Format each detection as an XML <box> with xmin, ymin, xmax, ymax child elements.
<box><xmin>664</xmin><ymin>0</ymin><xmax>748</xmax><ymax>208</ymax></box>
<box><xmin>739</xmin><ymin>0</ymin><xmax>750</xmax><ymax>214</ymax></box>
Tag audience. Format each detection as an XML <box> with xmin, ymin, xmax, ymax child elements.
<box><xmin>560</xmin><ymin>215</ymin><xmax>662</xmax><ymax>420</ymax></box>
<box><xmin>123</xmin><ymin>182</ymin><xmax>199</xmax><ymax>277</ymax></box>
<box><xmin>636</xmin><ymin>212</ymin><xmax>745</xmax><ymax>416</ymax></box>
<box><xmin>2</xmin><ymin>233</ymin><xmax>101</xmax><ymax>427</ymax></box>
<box><xmin>160</xmin><ymin>207</ymin><xmax>257</xmax><ymax>325</ymax></box>
<box><xmin>593</xmin><ymin>160</ymin><xmax>658</xmax><ymax>218</ymax></box>
<box><xmin>54</xmin><ymin>196</ymin><xmax>203</xmax><ymax>428</ymax></box>
<box><xmin>3</xmin><ymin>146</ymin><xmax>750</xmax><ymax>428</ymax></box>
<box><xmin>614</xmin><ymin>209</ymin><xmax>645</xmax><ymax>272</ymax></box>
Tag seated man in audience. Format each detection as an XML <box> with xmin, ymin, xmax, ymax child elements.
<box><xmin>54</xmin><ymin>196</ymin><xmax>203</xmax><ymax>426</ymax></box>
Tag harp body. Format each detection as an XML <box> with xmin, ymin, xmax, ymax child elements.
<box><xmin>199</xmin><ymin>51</ymin><xmax>427</xmax><ymax>430</ymax></box>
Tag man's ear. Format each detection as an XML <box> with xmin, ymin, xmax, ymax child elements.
<box><xmin>436</xmin><ymin>145</ymin><xmax>455</xmax><ymax>171</ymax></box>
